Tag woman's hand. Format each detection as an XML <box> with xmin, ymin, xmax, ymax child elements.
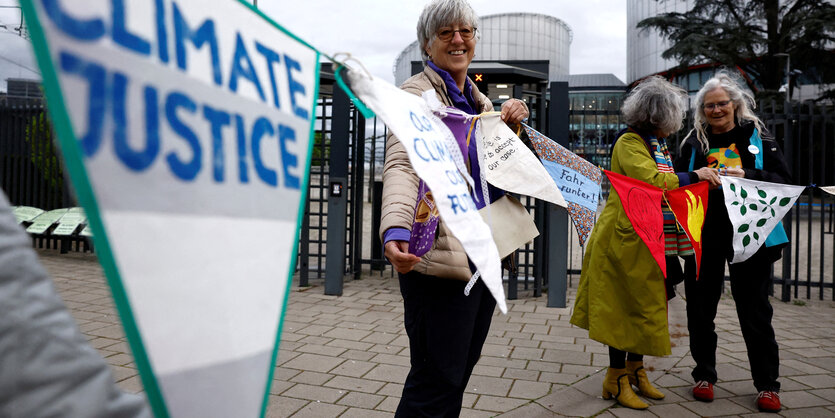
<box><xmin>500</xmin><ymin>98</ymin><xmax>528</xmax><ymax>125</ymax></box>
<box><xmin>384</xmin><ymin>240</ymin><xmax>421</xmax><ymax>274</ymax></box>
<box><xmin>694</xmin><ymin>166</ymin><xmax>721</xmax><ymax>188</ymax></box>
<box><xmin>722</xmin><ymin>167</ymin><xmax>745</xmax><ymax>178</ymax></box>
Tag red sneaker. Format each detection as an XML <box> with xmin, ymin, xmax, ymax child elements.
<box><xmin>692</xmin><ymin>380</ymin><xmax>714</xmax><ymax>402</ymax></box>
<box><xmin>757</xmin><ymin>391</ymin><xmax>781</xmax><ymax>412</ymax></box>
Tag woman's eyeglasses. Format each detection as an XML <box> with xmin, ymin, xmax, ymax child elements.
<box><xmin>703</xmin><ymin>100</ymin><xmax>731</xmax><ymax>111</ymax></box>
<box><xmin>436</xmin><ymin>27</ymin><xmax>476</xmax><ymax>42</ymax></box>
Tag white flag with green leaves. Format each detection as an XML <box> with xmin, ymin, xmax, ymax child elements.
<box><xmin>721</xmin><ymin>177</ymin><xmax>805</xmax><ymax>263</ymax></box>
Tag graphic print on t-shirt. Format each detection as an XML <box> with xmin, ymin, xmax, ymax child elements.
<box><xmin>707</xmin><ymin>143</ymin><xmax>742</xmax><ymax>169</ymax></box>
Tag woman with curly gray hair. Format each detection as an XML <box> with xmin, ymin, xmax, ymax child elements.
<box><xmin>674</xmin><ymin>71</ymin><xmax>791</xmax><ymax>413</ymax></box>
<box><xmin>571</xmin><ymin>76</ymin><xmax>719</xmax><ymax>410</ymax></box>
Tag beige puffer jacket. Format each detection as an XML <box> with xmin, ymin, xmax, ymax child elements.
<box><xmin>380</xmin><ymin>65</ymin><xmax>498</xmax><ymax>281</ymax></box>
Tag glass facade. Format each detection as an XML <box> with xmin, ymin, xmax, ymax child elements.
<box><xmin>674</xmin><ymin>67</ymin><xmax>719</xmax><ymax>93</ymax></box>
<box><xmin>568</xmin><ymin>91</ymin><xmax>626</xmax><ymax>171</ymax></box>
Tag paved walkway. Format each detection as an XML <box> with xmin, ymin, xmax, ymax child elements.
<box><xmin>39</xmin><ymin>249</ymin><xmax>835</xmax><ymax>417</ymax></box>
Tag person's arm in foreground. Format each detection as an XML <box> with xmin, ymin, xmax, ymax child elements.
<box><xmin>0</xmin><ymin>191</ymin><xmax>150</xmax><ymax>417</ymax></box>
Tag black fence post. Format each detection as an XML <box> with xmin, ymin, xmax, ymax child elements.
<box><xmin>781</xmin><ymin>101</ymin><xmax>794</xmax><ymax>302</ymax></box>
<box><xmin>324</xmin><ymin>87</ymin><xmax>351</xmax><ymax>296</ymax></box>
<box><xmin>299</xmin><ymin>198</ymin><xmax>311</xmax><ymax>287</ymax></box>
<box><xmin>352</xmin><ymin>113</ymin><xmax>366</xmax><ymax>281</ymax></box>
<box><xmin>546</xmin><ymin>82</ymin><xmax>570</xmax><ymax>308</ymax></box>
<box><xmin>370</xmin><ymin>180</ymin><xmax>386</xmax><ymax>271</ymax></box>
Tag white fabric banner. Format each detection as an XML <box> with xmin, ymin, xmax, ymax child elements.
<box><xmin>345</xmin><ymin>69</ymin><xmax>506</xmax><ymax>314</ymax></box>
<box><xmin>25</xmin><ymin>0</ymin><xmax>318</xmax><ymax>416</ymax></box>
<box><xmin>821</xmin><ymin>186</ymin><xmax>835</xmax><ymax>196</ymax></box>
<box><xmin>721</xmin><ymin>177</ymin><xmax>805</xmax><ymax>263</ymax></box>
<box><xmin>478</xmin><ymin>114</ymin><xmax>567</xmax><ymax>208</ymax></box>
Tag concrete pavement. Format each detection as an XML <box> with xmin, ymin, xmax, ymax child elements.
<box><xmin>39</xmin><ymin>248</ymin><xmax>835</xmax><ymax>417</ymax></box>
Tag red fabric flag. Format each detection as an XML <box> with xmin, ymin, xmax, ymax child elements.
<box><xmin>665</xmin><ymin>181</ymin><xmax>709</xmax><ymax>279</ymax></box>
<box><xmin>604</xmin><ymin>170</ymin><xmax>666</xmax><ymax>278</ymax></box>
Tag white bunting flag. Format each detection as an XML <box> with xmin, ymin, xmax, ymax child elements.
<box><xmin>721</xmin><ymin>177</ymin><xmax>805</xmax><ymax>263</ymax></box>
<box><xmin>821</xmin><ymin>186</ymin><xmax>835</xmax><ymax>197</ymax></box>
<box><xmin>344</xmin><ymin>69</ymin><xmax>506</xmax><ymax>314</ymax></box>
<box><xmin>23</xmin><ymin>0</ymin><xmax>318</xmax><ymax>416</ymax></box>
<box><xmin>478</xmin><ymin>114</ymin><xmax>567</xmax><ymax>208</ymax></box>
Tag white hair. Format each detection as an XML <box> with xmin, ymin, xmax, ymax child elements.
<box><xmin>685</xmin><ymin>70</ymin><xmax>766</xmax><ymax>153</ymax></box>
<box><xmin>416</xmin><ymin>0</ymin><xmax>480</xmax><ymax>62</ymax></box>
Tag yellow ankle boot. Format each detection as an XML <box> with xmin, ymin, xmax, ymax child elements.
<box><xmin>626</xmin><ymin>361</ymin><xmax>665</xmax><ymax>400</ymax></box>
<box><xmin>602</xmin><ymin>367</ymin><xmax>649</xmax><ymax>410</ymax></box>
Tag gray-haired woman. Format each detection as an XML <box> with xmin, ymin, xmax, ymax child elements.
<box><xmin>674</xmin><ymin>71</ymin><xmax>791</xmax><ymax>413</ymax></box>
<box><xmin>379</xmin><ymin>0</ymin><xmax>528</xmax><ymax>415</ymax></box>
<box><xmin>570</xmin><ymin>76</ymin><xmax>719</xmax><ymax>410</ymax></box>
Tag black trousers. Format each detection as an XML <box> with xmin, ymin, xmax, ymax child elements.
<box><xmin>684</xmin><ymin>248</ymin><xmax>781</xmax><ymax>392</ymax></box>
<box><xmin>395</xmin><ymin>271</ymin><xmax>496</xmax><ymax>417</ymax></box>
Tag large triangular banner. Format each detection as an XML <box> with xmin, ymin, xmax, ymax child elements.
<box><xmin>522</xmin><ymin>124</ymin><xmax>601</xmax><ymax>246</ymax></box>
<box><xmin>665</xmin><ymin>182</ymin><xmax>709</xmax><ymax>278</ymax></box>
<box><xmin>23</xmin><ymin>1</ymin><xmax>319</xmax><ymax>416</ymax></box>
<box><xmin>821</xmin><ymin>186</ymin><xmax>835</xmax><ymax>196</ymax></box>
<box><xmin>343</xmin><ymin>69</ymin><xmax>507</xmax><ymax>314</ymax></box>
<box><xmin>720</xmin><ymin>177</ymin><xmax>806</xmax><ymax>263</ymax></box>
<box><xmin>604</xmin><ymin>170</ymin><xmax>666</xmax><ymax>277</ymax></box>
<box><xmin>476</xmin><ymin>113</ymin><xmax>567</xmax><ymax>208</ymax></box>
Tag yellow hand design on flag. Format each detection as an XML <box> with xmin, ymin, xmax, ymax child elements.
<box><xmin>686</xmin><ymin>190</ymin><xmax>704</xmax><ymax>243</ymax></box>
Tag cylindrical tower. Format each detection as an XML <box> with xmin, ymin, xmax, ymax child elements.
<box><xmin>393</xmin><ymin>13</ymin><xmax>572</xmax><ymax>85</ymax></box>
<box><xmin>626</xmin><ymin>0</ymin><xmax>692</xmax><ymax>84</ymax></box>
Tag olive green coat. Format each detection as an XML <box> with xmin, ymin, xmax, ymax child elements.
<box><xmin>569</xmin><ymin>132</ymin><xmax>681</xmax><ymax>356</ymax></box>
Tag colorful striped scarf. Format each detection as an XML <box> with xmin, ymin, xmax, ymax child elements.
<box><xmin>643</xmin><ymin>135</ymin><xmax>694</xmax><ymax>256</ymax></box>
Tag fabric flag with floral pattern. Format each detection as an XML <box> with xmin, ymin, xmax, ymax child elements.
<box><xmin>604</xmin><ymin>170</ymin><xmax>666</xmax><ymax>277</ymax></box>
<box><xmin>522</xmin><ymin>124</ymin><xmax>602</xmax><ymax>246</ymax></box>
<box><xmin>665</xmin><ymin>182</ymin><xmax>710</xmax><ymax>278</ymax></box>
<box><xmin>720</xmin><ymin>177</ymin><xmax>806</xmax><ymax>263</ymax></box>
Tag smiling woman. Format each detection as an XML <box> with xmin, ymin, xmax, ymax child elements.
<box><xmin>674</xmin><ymin>70</ymin><xmax>791</xmax><ymax>413</ymax></box>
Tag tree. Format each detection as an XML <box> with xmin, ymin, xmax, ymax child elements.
<box><xmin>637</xmin><ymin>0</ymin><xmax>835</xmax><ymax>101</ymax></box>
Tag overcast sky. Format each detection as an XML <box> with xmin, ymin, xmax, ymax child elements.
<box><xmin>0</xmin><ymin>0</ymin><xmax>627</xmax><ymax>91</ymax></box>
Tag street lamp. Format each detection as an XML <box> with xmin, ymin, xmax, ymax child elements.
<box><xmin>774</xmin><ymin>53</ymin><xmax>790</xmax><ymax>103</ymax></box>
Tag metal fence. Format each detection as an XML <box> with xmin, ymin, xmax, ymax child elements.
<box><xmin>0</xmin><ymin>104</ymin><xmax>91</xmax><ymax>252</ymax></box>
<box><xmin>763</xmin><ymin>101</ymin><xmax>835</xmax><ymax>301</ymax></box>
<box><xmin>297</xmin><ymin>82</ymin><xmax>368</xmax><ymax>290</ymax></box>
<box><xmin>2</xmin><ymin>89</ymin><xmax>831</xmax><ymax>302</ymax></box>
<box><xmin>0</xmin><ymin>105</ymin><xmax>71</xmax><ymax>210</ymax></box>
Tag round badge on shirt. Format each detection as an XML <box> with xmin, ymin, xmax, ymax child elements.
<box><xmin>748</xmin><ymin>144</ymin><xmax>760</xmax><ymax>155</ymax></box>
